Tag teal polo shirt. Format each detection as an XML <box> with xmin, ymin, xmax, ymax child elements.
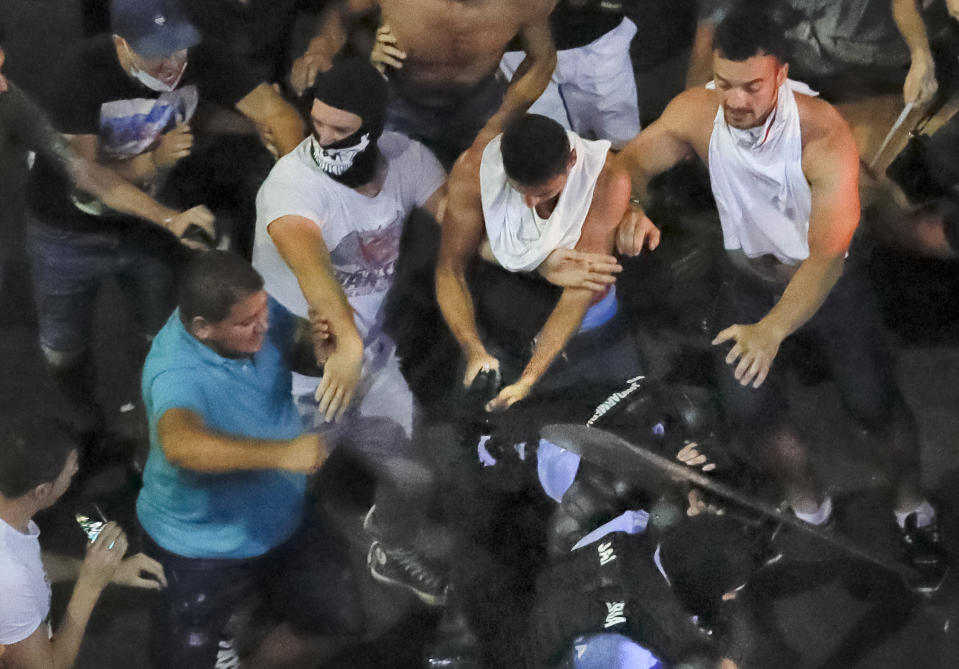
<box><xmin>136</xmin><ymin>297</ymin><xmax>308</xmax><ymax>559</ymax></box>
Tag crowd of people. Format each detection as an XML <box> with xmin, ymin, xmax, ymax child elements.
<box><xmin>1</xmin><ymin>0</ymin><xmax>958</xmax><ymax>667</ymax></box>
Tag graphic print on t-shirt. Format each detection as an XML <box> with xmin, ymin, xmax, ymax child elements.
<box><xmin>328</xmin><ymin>217</ymin><xmax>402</xmax><ymax>298</ymax></box>
<box><xmin>98</xmin><ymin>85</ymin><xmax>198</xmax><ymax>159</ymax></box>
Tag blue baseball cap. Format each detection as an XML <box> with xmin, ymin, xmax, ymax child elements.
<box><xmin>111</xmin><ymin>0</ymin><xmax>200</xmax><ymax>59</ymax></box>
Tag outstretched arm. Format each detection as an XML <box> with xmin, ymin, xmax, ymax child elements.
<box><xmin>614</xmin><ymin>91</ymin><xmax>700</xmax><ymax>255</ymax></box>
<box><xmin>158</xmin><ymin>408</ymin><xmax>326</xmax><ymax>474</ymax></box>
<box><xmin>268</xmin><ymin>215</ymin><xmax>364</xmax><ymax>423</ymax></box>
<box><xmin>63</xmin><ymin>134</ymin><xmax>216</xmax><ymax>244</ymax></box>
<box><xmin>471</xmin><ymin>6</ymin><xmax>558</xmax><ymax>151</ymax></box>
<box><xmin>893</xmin><ymin>0</ymin><xmax>938</xmax><ymax>105</ymax></box>
<box><xmin>713</xmin><ymin>104</ymin><xmax>860</xmax><ymax>388</ymax></box>
<box><xmin>235</xmin><ymin>83</ymin><xmax>306</xmax><ymax>158</ymax></box>
<box><xmin>291</xmin><ymin>0</ymin><xmax>378</xmax><ymax>95</ymax></box>
<box><xmin>487</xmin><ymin>165</ymin><xmax>631</xmax><ymax>410</ymax></box>
<box><xmin>435</xmin><ymin>154</ymin><xmax>500</xmax><ymax>387</ymax></box>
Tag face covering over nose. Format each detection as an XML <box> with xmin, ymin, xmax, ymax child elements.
<box><xmin>309</xmin><ymin>58</ymin><xmax>388</xmax><ymax>187</ymax></box>
<box><xmin>309</xmin><ymin>131</ymin><xmax>372</xmax><ymax>177</ymax></box>
<box><xmin>128</xmin><ymin>47</ymin><xmax>188</xmax><ymax>93</ymax></box>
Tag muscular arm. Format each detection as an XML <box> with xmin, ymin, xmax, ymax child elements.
<box><xmin>291</xmin><ymin>0</ymin><xmax>377</xmax><ymax>95</ymax></box>
<box><xmin>714</xmin><ymin>105</ymin><xmax>860</xmax><ymax>387</ymax></box>
<box><xmin>435</xmin><ymin>155</ymin><xmax>495</xmax><ymax>385</ymax></box>
<box><xmin>234</xmin><ymin>83</ymin><xmax>306</xmax><ymax>158</ymax></box>
<box><xmin>613</xmin><ymin>91</ymin><xmax>700</xmax><ymax>254</ymax></box>
<box><xmin>64</xmin><ymin>135</ymin><xmax>215</xmax><ymax>240</ymax></box>
<box><xmin>893</xmin><ymin>0</ymin><xmax>937</xmax><ymax>104</ymax></box>
<box><xmin>157</xmin><ymin>408</ymin><xmax>324</xmax><ymax>473</ymax></box>
<box><xmin>85</xmin><ymin>135</ymin><xmax>159</xmax><ymax>184</ymax></box>
<box><xmin>488</xmin><ymin>165</ymin><xmax>630</xmax><ymax>409</ymax></box>
<box><xmin>421</xmin><ymin>183</ymin><xmax>448</xmax><ymax>223</ymax></box>
<box><xmin>472</xmin><ymin>9</ymin><xmax>557</xmax><ymax>151</ymax></box>
<box><xmin>763</xmin><ymin>115</ymin><xmax>860</xmax><ymax>337</ymax></box>
<box><xmin>618</xmin><ymin>92</ymin><xmax>701</xmax><ymax>205</ymax></box>
<box><xmin>268</xmin><ymin>215</ymin><xmax>363</xmax><ymax>421</ymax></box>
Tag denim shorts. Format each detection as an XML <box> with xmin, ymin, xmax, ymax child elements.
<box><xmin>26</xmin><ymin>215</ymin><xmax>180</xmax><ymax>357</ymax></box>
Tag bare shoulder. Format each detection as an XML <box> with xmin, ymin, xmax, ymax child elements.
<box><xmin>796</xmin><ymin>94</ymin><xmax>856</xmax><ymax>156</ymax></box>
<box><xmin>668</xmin><ymin>87</ymin><xmax>719</xmax><ymax>122</ymax></box>
<box><xmin>660</xmin><ymin>87</ymin><xmax>719</xmax><ymax>144</ymax></box>
<box><xmin>796</xmin><ymin>94</ymin><xmax>858</xmax><ymax>176</ymax></box>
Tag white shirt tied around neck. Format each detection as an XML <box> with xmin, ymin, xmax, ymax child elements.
<box><xmin>480</xmin><ymin>130</ymin><xmax>610</xmax><ymax>273</ymax></box>
<box><xmin>707</xmin><ymin>78</ymin><xmax>819</xmax><ymax>266</ymax></box>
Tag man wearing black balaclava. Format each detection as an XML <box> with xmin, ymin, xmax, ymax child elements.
<box><xmin>252</xmin><ymin>58</ymin><xmax>453</xmax><ymax>606</ymax></box>
<box><xmin>303</xmin><ymin>58</ymin><xmax>388</xmax><ymax>189</ymax></box>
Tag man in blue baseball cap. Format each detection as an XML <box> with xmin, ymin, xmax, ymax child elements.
<box><xmin>24</xmin><ymin>0</ymin><xmax>217</xmax><ymax>475</ymax></box>
<box><xmin>110</xmin><ymin>0</ymin><xmax>200</xmax><ymax>91</ymax></box>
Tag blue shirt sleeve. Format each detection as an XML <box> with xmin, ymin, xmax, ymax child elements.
<box><xmin>148</xmin><ymin>367</ymin><xmax>209</xmax><ymax>423</ymax></box>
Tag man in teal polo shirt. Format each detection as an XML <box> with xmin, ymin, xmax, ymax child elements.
<box><xmin>136</xmin><ymin>251</ymin><xmax>360</xmax><ymax>669</ymax></box>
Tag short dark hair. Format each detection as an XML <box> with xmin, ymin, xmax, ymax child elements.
<box><xmin>0</xmin><ymin>416</ymin><xmax>78</xmax><ymax>498</ymax></box>
<box><xmin>713</xmin><ymin>3</ymin><xmax>788</xmax><ymax>64</ymax></box>
<box><xmin>178</xmin><ymin>250</ymin><xmax>264</xmax><ymax>326</ymax></box>
<box><xmin>0</xmin><ymin>20</ymin><xmax>6</xmax><ymax>46</ymax></box>
<box><xmin>501</xmin><ymin>114</ymin><xmax>571</xmax><ymax>187</ymax></box>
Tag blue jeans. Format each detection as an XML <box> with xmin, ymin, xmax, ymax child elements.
<box><xmin>26</xmin><ymin>216</ymin><xmax>179</xmax><ymax>358</ymax></box>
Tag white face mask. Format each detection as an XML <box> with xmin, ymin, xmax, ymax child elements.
<box><xmin>309</xmin><ymin>132</ymin><xmax>371</xmax><ymax>176</ymax></box>
<box><xmin>125</xmin><ymin>45</ymin><xmax>188</xmax><ymax>93</ymax></box>
<box><xmin>130</xmin><ymin>60</ymin><xmax>186</xmax><ymax>92</ymax></box>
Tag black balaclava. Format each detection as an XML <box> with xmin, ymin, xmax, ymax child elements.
<box><xmin>308</xmin><ymin>57</ymin><xmax>388</xmax><ymax>188</ymax></box>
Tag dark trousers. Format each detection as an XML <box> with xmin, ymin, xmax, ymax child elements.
<box><xmin>714</xmin><ymin>255</ymin><xmax>903</xmax><ymax>433</ymax></box>
<box><xmin>385</xmin><ymin>72</ymin><xmax>508</xmax><ymax>170</ymax></box>
<box><xmin>141</xmin><ymin>512</ymin><xmax>362</xmax><ymax>669</ymax></box>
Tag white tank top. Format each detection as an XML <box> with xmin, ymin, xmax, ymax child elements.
<box><xmin>707</xmin><ymin>79</ymin><xmax>818</xmax><ymax>265</ymax></box>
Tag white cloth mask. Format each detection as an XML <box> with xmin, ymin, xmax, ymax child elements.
<box><xmin>129</xmin><ymin>52</ymin><xmax>187</xmax><ymax>93</ymax></box>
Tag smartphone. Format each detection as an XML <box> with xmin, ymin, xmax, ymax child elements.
<box><xmin>75</xmin><ymin>503</ymin><xmax>108</xmax><ymax>544</ymax></box>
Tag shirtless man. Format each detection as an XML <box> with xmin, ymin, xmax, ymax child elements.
<box><xmin>619</xmin><ymin>6</ymin><xmax>945</xmax><ymax>590</ymax></box>
<box><xmin>437</xmin><ymin>113</ymin><xmax>639</xmax><ymax>411</ymax></box>
<box><xmin>291</xmin><ymin>0</ymin><xmax>557</xmax><ymax>167</ymax></box>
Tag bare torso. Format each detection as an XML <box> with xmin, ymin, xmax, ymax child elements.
<box><xmin>380</xmin><ymin>0</ymin><xmax>545</xmax><ymax>104</ymax></box>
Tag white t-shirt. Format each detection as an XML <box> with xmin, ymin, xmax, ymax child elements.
<box><xmin>0</xmin><ymin>518</ymin><xmax>51</xmax><ymax>645</ymax></box>
<box><xmin>254</xmin><ymin>132</ymin><xmax>444</xmax><ymax>330</ymax></box>
<box><xmin>253</xmin><ymin>132</ymin><xmax>445</xmax><ymax>397</ymax></box>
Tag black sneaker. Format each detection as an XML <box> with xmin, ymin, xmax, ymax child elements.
<box><xmin>900</xmin><ymin>512</ymin><xmax>948</xmax><ymax>594</ymax></box>
<box><xmin>367</xmin><ymin>540</ymin><xmax>449</xmax><ymax>606</ymax></box>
